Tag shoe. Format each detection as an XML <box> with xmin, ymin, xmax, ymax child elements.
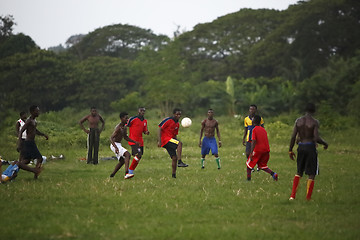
<box><xmin>172</xmin><ymin>173</ymin><xmax>176</xmax><ymax>178</ymax></box>
<box><xmin>201</xmin><ymin>166</ymin><xmax>205</xmax><ymax>169</ymax></box>
<box><xmin>124</xmin><ymin>173</ymin><xmax>134</xmax><ymax>179</ymax></box>
<box><xmin>273</xmin><ymin>173</ymin><xmax>278</xmax><ymax>181</ymax></box>
<box><xmin>178</xmin><ymin>160</ymin><xmax>188</xmax><ymax>167</ymax></box>
<box><xmin>289</xmin><ymin>197</ymin><xmax>295</xmax><ymax>200</ymax></box>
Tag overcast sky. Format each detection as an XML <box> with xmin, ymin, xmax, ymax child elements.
<box><xmin>1</xmin><ymin>0</ymin><xmax>299</xmax><ymax>49</ymax></box>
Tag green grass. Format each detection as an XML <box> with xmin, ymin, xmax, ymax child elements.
<box><xmin>0</xmin><ymin>113</ymin><xmax>359</xmax><ymax>240</ymax></box>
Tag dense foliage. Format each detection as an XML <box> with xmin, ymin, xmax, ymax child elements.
<box><xmin>0</xmin><ymin>0</ymin><xmax>359</xmax><ymax>120</ymax></box>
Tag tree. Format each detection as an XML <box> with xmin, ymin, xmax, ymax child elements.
<box><xmin>0</xmin><ymin>15</ymin><xmax>15</xmax><ymax>39</ymax></box>
<box><xmin>69</xmin><ymin>24</ymin><xmax>169</xmax><ymax>60</ymax></box>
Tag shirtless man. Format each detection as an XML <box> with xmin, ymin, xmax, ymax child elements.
<box><xmin>109</xmin><ymin>112</ymin><xmax>140</xmax><ymax>179</ymax></box>
<box><xmin>18</xmin><ymin>105</ymin><xmax>48</xmax><ymax>179</ymax></box>
<box><xmin>288</xmin><ymin>103</ymin><xmax>328</xmax><ymax>200</ymax></box>
<box><xmin>199</xmin><ymin>109</ymin><xmax>222</xmax><ymax>169</ymax></box>
<box><xmin>79</xmin><ymin>107</ymin><xmax>105</xmax><ymax>164</ymax></box>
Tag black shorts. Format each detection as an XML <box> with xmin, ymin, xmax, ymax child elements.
<box><xmin>297</xmin><ymin>143</ymin><xmax>319</xmax><ymax>176</ymax></box>
<box><xmin>163</xmin><ymin>139</ymin><xmax>179</xmax><ymax>158</ymax></box>
<box><xmin>21</xmin><ymin>140</ymin><xmax>42</xmax><ymax>160</ymax></box>
<box><xmin>131</xmin><ymin>145</ymin><xmax>143</xmax><ymax>156</ymax></box>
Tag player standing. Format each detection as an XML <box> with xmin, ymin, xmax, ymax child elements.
<box><xmin>242</xmin><ymin>105</ymin><xmax>264</xmax><ymax>159</ymax></box>
<box><xmin>246</xmin><ymin>115</ymin><xmax>278</xmax><ymax>181</ymax></box>
<box><xmin>199</xmin><ymin>109</ymin><xmax>222</xmax><ymax>169</ymax></box>
<box><xmin>288</xmin><ymin>103</ymin><xmax>328</xmax><ymax>200</ymax></box>
<box><xmin>158</xmin><ymin>108</ymin><xmax>188</xmax><ymax>178</ymax></box>
<box><xmin>126</xmin><ymin>107</ymin><xmax>150</xmax><ymax>179</ymax></box>
<box><xmin>79</xmin><ymin>107</ymin><xmax>105</xmax><ymax>165</ymax></box>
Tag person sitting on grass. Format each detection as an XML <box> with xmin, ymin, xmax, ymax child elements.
<box><xmin>246</xmin><ymin>115</ymin><xmax>278</xmax><ymax>181</ymax></box>
<box><xmin>1</xmin><ymin>161</ymin><xmax>20</xmax><ymax>183</ymax></box>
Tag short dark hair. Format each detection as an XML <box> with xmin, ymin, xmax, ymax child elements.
<box><xmin>29</xmin><ymin>105</ymin><xmax>38</xmax><ymax>113</ymax></box>
<box><xmin>19</xmin><ymin>111</ymin><xmax>26</xmax><ymax>117</ymax></box>
<box><xmin>91</xmin><ymin>106</ymin><xmax>96</xmax><ymax>110</ymax></box>
<box><xmin>119</xmin><ymin>112</ymin><xmax>128</xmax><ymax>119</ymax></box>
<box><xmin>250</xmin><ymin>104</ymin><xmax>257</xmax><ymax>109</ymax></box>
<box><xmin>173</xmin><ymin>108</ymin><xmax>181</xmax><ymax>114</ymax></box>
<box><xmin>305</xmin><ymin>103</ymin><xmax>316</xmax><ymax>113</ymax></box>
<box><xmin>253</xmin><ymin>115</ymin><xmax>262</xmax><ymax>124</ymax></box>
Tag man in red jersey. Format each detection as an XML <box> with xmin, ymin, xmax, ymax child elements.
<box><xmin>158</xmin><ymin>108</ymin><xmax>188</xmax><ymax>178</ymax></box>
<box><xmin>126</xmin><ymin>107</ymin><xmax>150</xmax><ymax>179</ymax></box>
<box><xmin>246</xmin><ymin>115</ymin><xmax>278</xmax><ymax>181</ymax></box>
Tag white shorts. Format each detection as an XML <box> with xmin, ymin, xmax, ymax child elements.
<box><xmin>110</xmin><ymin>142</ymin><xmax>128</xmax><ymax>161</ymax></box>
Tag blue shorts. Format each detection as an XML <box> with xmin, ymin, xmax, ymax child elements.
<box><xmin>201</xmin><ymin>137</ymin><xmax>218</xmax><ymax>156</ymax></box>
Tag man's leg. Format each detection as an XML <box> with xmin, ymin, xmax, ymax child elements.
<box><xmin>93</xmin><ymin>129</ymin><xmax>100</xmax><ymax>164</ymax></box>
<box><xmin>17</xmin><ymin>161</ymin><xmax>41</xmax><ymax>179</ymax></box>
<box><xmin>172</xmin><ymin>155</ymin><xmax>177</xmax><ymax>178</ymax></box>
<box><xmin>177</xmin><ymin>141</ymin><xmax>188</xmax><ymax>167</ymax></box>
<box><xmin>306</xmin><ymin>175</ymin><xmax>315</xmax><ymax>200</ymax></box>
<box><xmin>87</xmin><ymin>130</ymin><xmax>94</xmax><ymax>164</ymax></box>
<box><xmin>290</xmin><ymin>174</ymin><xmax>302</xmax><ymax>200</ymax></box>
<box><xmin>110</xmin><ymin>157</ymin><xmax>125</xmax><ymax>177</ymax></box>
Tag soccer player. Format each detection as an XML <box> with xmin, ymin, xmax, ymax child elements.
<box><xmin>242</xmin><ymin>105</ymin><xmax>264</xmax><ymax>159</ymax></box>
<box><xmin>288</xmin><ymin>103</ymin><xmax>328</xmax><ymax>200</ymax></box>
<box><xmin>18</xmin><ymin>105</ymin><xmax>48</xmax><ymax>179</ymax></box>
<box><xmin>79</xmin><ymin>107</ymin><xmax>105</xmax><ymax>165</ymax></box>
<box><xmin>109</xmin><ymin>112</ymin><xmax>140</xmax><ymax>179</ymax></box>
<box><xmin>1</xmin><ymin>161</ymin><xmax>20</xmax><ymax>182</ymax></box>
<box><xmin>246</xmin><ymin>115</ymin><xmax>278</xmax><ymax>181</ymax></box>
<box><xmin>126</xmin><ymin>107</ymin><xmax>150</xmax><ymax>178</ymax></box>
<box><xmin>158</xmin><ymin>108</ymin><xmax>188</xmax><ymax>178</ymax></box>
<box><xmin>199</xmin><ymin>109</ymin><xmax>222</xmax><ymax>169</ymax></box>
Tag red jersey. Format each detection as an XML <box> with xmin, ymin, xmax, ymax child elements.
<box><xmin>252</xmin><ymin>126</ymin><xmax>270</xmax><ymax>153</ymax></box>
<box><xmin>158</xmin><ymin>117</ymin><xmax>179</xmax><ymax>147</ymax></box>
<box><xmin>127</xmin><ymin>116</ymin><xmax>148</xmax><ymax>146</ymax></box>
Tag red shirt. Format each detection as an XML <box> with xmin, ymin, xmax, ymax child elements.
<box><xmin>127</xmin><ymin>116</ymin><xmax>148</xmax><ymax>146</ymax></box>
<box><xmin>158</xmin><ymin>117</ymin><xmax>179</xmax><ymax>147</ymax></box>
<box><xmin>252</xmin><ymin>126</ymin><xmax>270</xmax><ymax>153</ymax></box>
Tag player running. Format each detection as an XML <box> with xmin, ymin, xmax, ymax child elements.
<box><xmin>246</xmin><ymin>115</ymin><xmax>278</xmax><ymax>181</ymax></box>
<box><xmin>109</xmin><ymin>112</ymin><xmax>140</xmax><ymax>179</ymax></box>
<box><xmin>199</xmin><ymin>109</ymin><xmax>222</xmax><ymax>169</ymax></box>
<box><xmin>126</xmin><ymin>107</ymin><xmax>150</xmax><ymax>179</ymax></box>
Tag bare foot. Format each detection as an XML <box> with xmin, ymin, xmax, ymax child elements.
<box><xmin>34</xmin><ymin>167</ymin><xmax>43</xmax><ymax>179</ymax></box>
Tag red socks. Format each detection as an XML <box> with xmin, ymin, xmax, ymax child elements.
<box><xmin>306</xmin><ymin>179</ymin><xmax>315</xmax><ymax>200</ymax></box>
<box><xmin>290</xmin><ymin>175</ymin><xmax>301</xmax><ymax>199</ymax></box>
<box><xmin>129</xmin><ymin>156</ymin><xmax>139</xmax><ymax>171</ymax></box>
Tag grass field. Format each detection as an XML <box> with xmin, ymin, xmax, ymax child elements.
<box><xmin>0</xmin><ymin>112</ymin><xmax>359</xmax><ymax>240</ymax></box>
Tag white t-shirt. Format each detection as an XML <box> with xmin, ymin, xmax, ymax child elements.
<box><xmin>18</xmin><ymin>118</ymin><xmax>27</xmax><ymax>139</ymax></box>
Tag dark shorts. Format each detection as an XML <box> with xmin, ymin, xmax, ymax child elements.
<box><xmin>21</xmin><ymin>140</ymin><xmax>42</xmax><ymax>160</ymax></box>
<box><xmin>131</xmin><ymin>145</ymin><xmax>144</xmax><ymax>156</ymax></box>
<box><xmin>297</xmin><ymin>143</ymin><xmax>319</xmax><ymax>176</ymax></box>
<box><xmin>163</xmin><ymin>139</ymin><xmax>179</xmax><ymax>158</ymax></box>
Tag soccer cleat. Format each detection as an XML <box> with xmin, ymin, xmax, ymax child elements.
<box><xmin>289</xmin><ymin>197</ymin><xmax>295</xmax><ymax>200</ymax></box>
<box><xmin>124</xmin><ymin>173</ymin><xmax>134</xmax><ymax>179</ymax></box>
<box><xmin>201</xmin><ymin>166</ymin><xmax>205</xmax><ymax>169</ymax></box>
<box><xmin>178</xmin><ymin>160</ymin><xmax>188</xmax><ymax>167</ymax></box>
<box><xmin>172</xmin><ymin>173</ymin><xmax>176</xmax><ymax>178</ymax></box>
<box><xmin>273</xmin><ymin>173</ymin><xmax>278</xmax><ymax>181</ymax></box>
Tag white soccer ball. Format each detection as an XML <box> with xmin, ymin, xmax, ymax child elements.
<box><xmin>181</xmin><ymin>117</ymin><xmax>192</xmax><ymax>128</ymax></box>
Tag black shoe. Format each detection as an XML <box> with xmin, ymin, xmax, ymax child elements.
<box><xmin>178</xmin><ymin>160</ymin><xmax>188</xmax><ymax>167</ymax></box>
<box><xmin>172</xmin><ymin>173</ymin><xmax>176</xmax><ymax>178</ymax></box>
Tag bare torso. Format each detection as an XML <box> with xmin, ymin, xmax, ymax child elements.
<box><xmin>24</xmin><ymin>118</ymin><xmax>37</xmax><ymax>141</ymax></box>
<box><xmin>112</xmin><ymin>123</ymin><xmax>127</xmax><ymax>143</ymax></box>
<box><xmin>295</xmin><ymin>115</ymin><xmax>319</xmax><ymax>143</ymax></box>
<box><xmin>84</xmin><ymin>114</ymin><xmax>102</xmax><ymax>128</ymax></box>
<box><xmin>201</xmin><ymin>118</ymin><xmax>218</xmax><ymax>138</ymax></box>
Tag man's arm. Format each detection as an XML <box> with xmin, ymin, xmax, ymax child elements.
<box><xmin>289</xmin><ymin>123</ymin><xmax>298</xmax><ymax>160</ymax></box>
<box><xmin>249</xmin><ymin>139</ymin><xmax>256</xmax><ymax>161</ymax></box>
<box><xmin>79</xmin><ymin>115</ymin><xmax>90</xmax><ymax>134</ymax></box>
<box><xmin>215</xmin><ymin>121</ymin><xmax>221</xmax><ymax>147</ymax></box>
<box><xmin>15</xmin><ymin>121</ymin><xmax>21</xmax><ymax>136</ymax></box>
<box><xmin>199</xmin><ymin>120</ymin><xmax>205</xmax><ymax>147</ymax></box>
<box><xmin>36</xmin><ymin>129</ymin><xmax>48</xmax><ymax>140</ymax></box>
<box><xmin>242</xmin><ymin>127</ymin><xmax>248</xmax><ymax>146</ymax></box>
<box><xmin>99</xmin><ymin>115</ymin><xmax>105</xmax><ymax>133</ymax></box>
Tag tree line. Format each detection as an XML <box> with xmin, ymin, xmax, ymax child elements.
<box><xmin>0</xmin><ymin>0</ymin><xmax>359</xmax><ymax>121</ymax></box>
